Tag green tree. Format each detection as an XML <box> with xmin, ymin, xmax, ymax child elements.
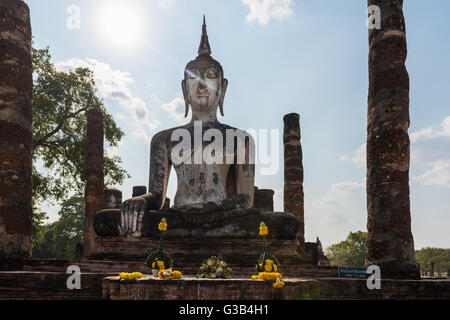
<box><xmin>31</xmin><ymin>46</ymin><xmax>130</xmax><ymax>242</ymax></box>
<box><xmin>415</xmin><ymin>247</ymin><xmax>450</xmax><ymax>274</ymax></box>
<box><xmin>32</xmin><ymin>195</ymin><xmax>85</xmax><ymax>259</ymax></box>
<box><xmin>325</xmin><ymin>231</ymin><xmax>367</xmax><ymax>267</ymax></box>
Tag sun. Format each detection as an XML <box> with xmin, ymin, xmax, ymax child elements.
<box><xmin>100</xmin><ymin>3</ymin><xmax>140</xmax><ymax>46</ymax></box>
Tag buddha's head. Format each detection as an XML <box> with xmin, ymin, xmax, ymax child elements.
<box><xmin>182</xmin><ymin>16</ymin><xmax>228</xmax><ymax>119</ymax></box>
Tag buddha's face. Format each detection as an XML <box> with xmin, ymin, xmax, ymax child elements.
<box><xmin>182</xmin><ymin>65</ymin><xmax>228</xmax><ymax>116</ymax></box>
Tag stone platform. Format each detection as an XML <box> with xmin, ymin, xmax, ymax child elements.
<box><xmin>91</xmin><ymin>208</ymin><xmax>306</xmax><ymax>275</ymax></box>
<box><xmin>89</xmin><ymin>237</ymin><xmax>306</xmax><ymax>276</ymax></box>
<box><xmin>104</xmin><ymin>276</ymin><xmax>450</xmax><ymax>300</ymax></box>
<box><xmin>1</xmin><ymin>269</ymin><xmax>449</xmax><ymax>300</ymax></box>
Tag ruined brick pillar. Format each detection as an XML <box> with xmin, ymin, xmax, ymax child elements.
<box><xmin>366</xmin><ymin>0</ymin><xmax>420</xmax><ymax>279</ymax></box>
<box><xmin>0</xmin><ymin>0</ymin><xmax>33</xmax><ymax>267</ymax></box>
<box><xmin>83</xmin><ymin>109</ymin><xmax>104</xmax><ymax>258</ymax></box>
<box><xmin>132</xmin><ymin>186</ymin><xmax>147</xmax><ymax>198</ymax></box>
<box><xmin>104</xmin><ymin>189</ymin><xmax>122</xmax><ymax>209</ymax></box>
<box><xmin>253</xmin><ymin>187</ymin><xmax>274</xmax><ymax>212</ymax></box>
<box><xmin>283</xmin><ymin>113</ymin><xmax>305</xmax><ymax>260</ymax></box>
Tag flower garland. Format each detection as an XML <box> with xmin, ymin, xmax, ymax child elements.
<box><xmin>119</xmin><ymin>272</ymin><xmax>143</xmax><ymax>280</ymax></box>
<box><xmin>158</xmin><ymin>269</ymin><xmax>183</xmax><ymax>280</ymax></box>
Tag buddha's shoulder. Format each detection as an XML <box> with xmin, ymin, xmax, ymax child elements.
<box><xmin>151</xmin><ymin>123</ymin><xmax>254</xmax><ymax>143</ymax></box>
<box><xmin>150</xmin><ymin>124</ymin><xmax>191</xmax><ymax>144</ymax></box>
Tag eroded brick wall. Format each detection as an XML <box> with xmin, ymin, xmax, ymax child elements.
<box><xmin>0</xmin><ymin>0</ymin><xmax>33</xmax><ymax>262</ymax></box>
<box><xmin>83</xmin><ymin>109</ymin><xmax>104</xmax><ymax>257</ymax></box>
<box><xmin>283</xmin><ymin>113</ymin><xmax>305</xmax><ymax>260</ymax></box>
<box><xmin>366</xmin><ymin>0</ymin><xmax>419</xmax><ymax>279</ymax></box>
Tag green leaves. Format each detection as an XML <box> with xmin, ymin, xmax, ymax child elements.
<box><xmin>31</xmin><ymin>46</ymin><xmax>129</xmax><ymax>206</ymax></box>
<box><xmin>197</xmin><ymin>254</ymin><xmax>232</xmax><ymax>279</ymax></box>
<box><xmin>31</xmin><ymin>45</ymin><xmax>130</xmax><ymax>247</ymax></box>
<box><xmin>415</xmin><ymin>248</ymin><xmax>450</xmax><ymax>273</ymax></box>
<box><xmin>32</xmin><ymin>196</ymin><xmax>85</xmax><ymax>259</ymax></box>
<box><xmin>325</xmin><ymin>231</ymin><xmax>367</xmax><ymax>267</ymax></box>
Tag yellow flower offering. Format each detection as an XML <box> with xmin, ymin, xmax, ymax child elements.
<box><xmin>259</xmin><ymin>222</ymin><xmax>268</xmax><ymax>236</ymax></box>
<box><xmin>256</xmin><ymin>272</ymin><xmax>282</xmax><ymax>281</ymax></box>
<box><xmin>264</xmin><ymin>259</ymin><xmax>277</xmax><ymax>272</ymax></box>
<box><xmin>158</xmin><ymin>218</ymin><xmax>168</xmax><ymax>231</ymax></box>
<box><xmin>158</xmin><ymin>269</ymin><xmax>182</xmax><ymax>280</ymax></box>
<box><xmin>157</xmin><ymin>260</ymin><xmax>165</xmax><ymax>270</ymax></box>
<box><xmin>273</xmin><ymin>280</ymin><xmax>285</xmax><ymax>289</ymax></box>
<box><xmin>119</xmin><ymin>272</ymin><xmax>143</xmax><ymax>280</ymax></box>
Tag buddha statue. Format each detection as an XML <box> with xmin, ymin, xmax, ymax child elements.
<box><xmin>94</xmin><ymin>18</ymin><xmax>299</xmax><ymax>242</ymax></box>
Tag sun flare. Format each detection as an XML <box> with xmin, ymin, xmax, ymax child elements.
<box><xmin>100</xmin><ymin>3</ymin><xmax>140</xmax><ymax>46</ymax></box>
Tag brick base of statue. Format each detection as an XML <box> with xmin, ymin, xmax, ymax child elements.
<box><xmin>91</xmin><ymin>208</ymin><xmax>306</xmax><ymax>276</ymax></box>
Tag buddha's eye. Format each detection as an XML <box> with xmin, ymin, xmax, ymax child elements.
<box><xmin>206</xmin><ymin>69</ymin><xmax>218</xmax><ymax>79</ymax></box>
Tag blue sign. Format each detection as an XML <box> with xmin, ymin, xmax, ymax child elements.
<box><xmin>337</xmin><ymin>266</ymin><xmax>369</xmax><ymax>279</ymax></box>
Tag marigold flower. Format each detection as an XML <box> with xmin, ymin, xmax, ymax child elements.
<box><xmin>264</xmin><ymin>259</ymin><xmax>275</xmax><ymax>272</ymax></box>
<box><xmin>273</xmin><ymin>281</ymin><xmax>285</xmax><ymax>289</ymax></box>
<box><xmin>158</xmin><ymin>218</ymin><xmax>168</xmax><ymax>231</ymax></box>
<box><xmin>157</xmin><ymin>260</ymin><xmax>165</xmax><ymax>270</ymax></box>
<box><xmin>259</xmin><ymin>222</ymin><xmax>268</xmax><ymax>236</ymax></box>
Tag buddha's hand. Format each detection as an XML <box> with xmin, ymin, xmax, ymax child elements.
<box><xmin>120</xmin><ymin>196</ymin><xmax>148</xmax><ymax>236</ymax></box>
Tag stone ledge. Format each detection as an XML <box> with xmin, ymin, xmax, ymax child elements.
<box><xmin>103</xmin><ymin>275</ymin><xmax>450</xmax><ymax>300</ymax></box>
<box><xmin>1</xmin><ymin>271</ymin><xmax>448</xmax><ymax>300</ymax></box>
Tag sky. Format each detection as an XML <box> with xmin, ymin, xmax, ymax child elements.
<box><xmin>26</xmin><ymin>0</ymin><xmax>450</xmax><ymax>250</ymax></box>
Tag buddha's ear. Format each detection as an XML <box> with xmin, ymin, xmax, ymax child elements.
<box><xmin>181</xmin><ymin>79</ymin><xmax>190</xmax><ymax>118</ymax></box>
<box><xmin>219</xmin><ymin>78</ymin><xmax>228</xmax><ymax>117</ymax></box>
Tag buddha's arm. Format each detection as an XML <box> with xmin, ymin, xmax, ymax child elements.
<box><xmin>146</xmin><ymin>133</ymin><xmax>171</xmax><ymax>210</ymax></box>
<box><xmin>234</xmin><ymin>164</ymin><xmax>255</xmax><ymax>209</ymax></box>
<box><xmin>120</xmin><ymin>133</ymin><xmax>171</xmax><ymax>235</ymax></box>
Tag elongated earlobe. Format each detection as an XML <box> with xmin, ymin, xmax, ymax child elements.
<box><xmin>181</xmin><ymin>80</ymin><xmax>190</xmax><ymax>118</ymax></box>
<box><xmin>219</xmin><ymin>78</ymin><xmax>228</xmax><ymax>117</ymax></box>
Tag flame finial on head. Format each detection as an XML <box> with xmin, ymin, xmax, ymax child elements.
<box><xmin>198</xmin><ymin>15</ymin><xmax>212</xmax><ymax>56</ymax></box>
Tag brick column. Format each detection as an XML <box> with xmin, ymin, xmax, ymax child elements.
<box><xmin>0</xmin><ymin>0</ymin><xmax>33</xmax><ymax>267</ymax></box>
<box><xmin>83</xmin><ymin>109</ymin><xmax>104</xmax><ymax>258</ymax></box>
<box><xmin>132</xmin><ymin>186</ymin><xmax>147</xmax><ymax>198</ymax></box>
<box><xmin>366</xmin><ymin>0</ymin><xmax>419</xmax><ymax>279</ymax></box>
<box><xmin>283</xmin><ymin>113</ymin><xmax>305</xmax><ymax>260</ymax></box>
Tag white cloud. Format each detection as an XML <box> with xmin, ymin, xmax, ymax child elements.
<box><xmin>55</xmin><ymin>58</ymin><xmax>160</xmax><ymax>143</ymax></box>
<box><xmin>415</xmin><ymin>160</ymin><xmax>450</xmax><ymax>188</ymax></box>
<box><xmin>331</xmin><ymin>180</ymin><xmax>365</xmax><ymax>196</ymax></box>
<box><xmin>339</xmin><ymin>116</ymin><xmax>450</xmax><ymax>190</ymax></box>
<box><xmin>160</xmin><ymin>97</ymin><xmax>186</xmax><ymax>124</ymax></box>
<box><xmin>312</xmin><ymin>179</ymin><xmax>364</xmax><ymax>214</ymax></box>
<box><xmin>339</xmin><ymin>143</ymin><xmax>366</xmax><ymax>167</ymax></box>
<box><xmin>242</xmin><ymin>0</ymin><xmax>294</xmax><ymax>26</ymax></box>
<box><xmin>410</xmin><ymin>116</ymin><xmax>450</xmax><ymax>143</ymax></box>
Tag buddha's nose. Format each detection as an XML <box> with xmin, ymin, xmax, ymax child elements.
<box><xmin>197</xmin><ymin>79</ymin><xmax>207</xmax><ymax>90</ymax></box>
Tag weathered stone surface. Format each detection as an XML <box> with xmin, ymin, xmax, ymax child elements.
<box><xmin>0</xmin><ymin>269</ymin><xmax>448</xmax><ymax>300</ymax></box>
<box><xmin>0</xmin><ymin>0</ymin><xmax>32</xmax><ymax>264</ymax></box>
<box><xmin>132</xmin><ymin>186</ymin><xmax>147</xmax><ymax>198</ymax></box>
<box><xmin>0</xmin><ymin>271</ymin><xmax>111</xmax><ymax>300</ymax></box>
<box><xmin>95</xmin><ymin>208</ymin><xmax>299</xmax><ymax>240</ymax></box>
<box><xmin>253</xmin><ymin>187</ymin><xmax>274</xmax><ymax>211</ymax></box>
<box><xmin>103</xmin><ymin>276</ymin><xmax>450</xmax><ymax>300</ymax></box>
<box><xmin>366</xmin><ymin>0</ymin><xmax>420</xmax><ymax>279</ymax></box>
<box><xmin>119</xmin><ymin>19</ymin><xmax>255</xmax><ymax>235</ymax></box>
<box><xmin>283</xmin><ymin>113</ymin><xmax>305</xmax><ymax>260</ymax></box>
<box><xmin>104</xmin><ymin>189</ymin><xmax>122</xmax><ymax>209</ymax></box>
<box><xmin>83</xmin><ymin>109</ymin><xmax>104</xmax><ymax>257</ymax></box>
